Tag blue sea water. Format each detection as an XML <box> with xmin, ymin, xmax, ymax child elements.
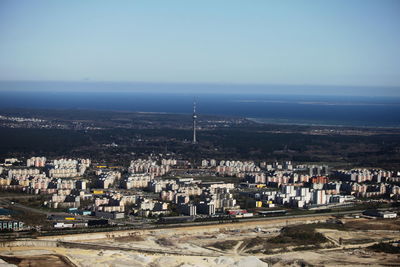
<box><xmin>0</xmin><ymin>90</ymin><xmax>399</xmax><ymax>127</ymax></box>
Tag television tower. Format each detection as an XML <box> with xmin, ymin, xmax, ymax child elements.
<box><xmin>192</xmin><ymin>100</ymin><xmax>197</xmax><ymax>144</ymax></box>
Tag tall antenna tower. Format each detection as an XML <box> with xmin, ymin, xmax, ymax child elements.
<box><xmin>192</xmin><ymin>100</ymin><xmax>197</xmax><ymax>144</ymax></box>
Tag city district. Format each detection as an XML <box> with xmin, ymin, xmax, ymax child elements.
<box><xmin>0</xmin><ymin>155</ymin><xmax>398</xmax><ymax>232</ymax></box>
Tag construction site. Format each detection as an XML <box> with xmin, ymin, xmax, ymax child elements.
<box><xmin>0</xmin><ymin>214</ymin><xmax>399</xmax><ymax>267</ymax></box>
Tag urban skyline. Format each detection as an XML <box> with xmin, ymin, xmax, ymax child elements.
<box><xmin>1</xmin><ymin>1</ymin><xmax>399</xmax><ymax>266</ymax></box>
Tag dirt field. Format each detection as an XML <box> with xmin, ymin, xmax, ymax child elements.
<box><xmin>0</xmin><ymin>254</ymin><xmax>74</xmax><ymax>267</ymax></box>
<box><xmin>263</xmin><ymin>248</ymin><xmax>400</xmax><ymax>267</ymax></box>
<box><xmin>1</xmin><ymin>216</ymin><xmax>399</xmax><ymax>267</ymax></box>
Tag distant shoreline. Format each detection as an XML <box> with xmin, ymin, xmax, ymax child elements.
<box><xmin>1</xmin><ymin>106</ymin><xmax>399</xmax><ymax>129</ymax></box>
<box><xmin>247</xmin><ymin>117</ymin><xmax>400</xmax><ymax>129</ymax></box>
<box><xmin>0</xmin><ymin>91</ymin><xmax>399</xmax><ymax>128</ymax></box>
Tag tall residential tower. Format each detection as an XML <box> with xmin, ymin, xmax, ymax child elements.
<box><xmin>192</xmin><ymin>101</ymin><xmax>197</xmax><ymax>144</ymax></box>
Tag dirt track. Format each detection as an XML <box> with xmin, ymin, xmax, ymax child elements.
<box><xmin>38</xmin><ymin>215</ymin><xmax>331</xmax><ymax>242</ymax></box>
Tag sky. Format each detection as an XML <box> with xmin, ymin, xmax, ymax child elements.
<box><xmin>0</xmin><ymin>0</ymin><xmax>400</xmax><ymax>95</ymax></box>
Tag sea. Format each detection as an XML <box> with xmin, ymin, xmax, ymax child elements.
<box><xmin>0</xmin><ymin>83</ymin><xmax>399</xmax><ymax>128</ymax></box>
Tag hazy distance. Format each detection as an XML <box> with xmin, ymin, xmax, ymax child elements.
<box><xmin>1</xmin><ymin>0</ymin><xmax>400</xmax><ymax>94</ymax></box>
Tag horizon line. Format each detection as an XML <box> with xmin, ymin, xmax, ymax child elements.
<box><xmin>0</xmin><ymin>79</ymin><xmax>399</xmax><ymax>89</ymax></box>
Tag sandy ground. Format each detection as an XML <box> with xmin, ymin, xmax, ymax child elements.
<box><xmin>0</xmin><ymin>258</ymin><xmax>16</xmax><ymax>267</ymax></box>
<box><xmin>0</xmin><ymin>247</ymin><xmax>268</xmax><ymax>267</ymax></box>
<box><xmin>1</xmin><ymin>217</ymin><xmax>399</xmax><ymax>267</ymax></box>
<box><xmin>264</xmin><ymin>249</ymin><xmax>400</xmax><ymax>267</ymax></box>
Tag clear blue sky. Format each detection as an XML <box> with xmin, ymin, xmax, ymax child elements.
<box><xmin>1</xmin><ymin>0</ymin><xmax>400</xmax><ymax>90</ymax></box>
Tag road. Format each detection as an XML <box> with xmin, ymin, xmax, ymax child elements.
<box><xmin>1</xmin><ymin>195</ymin><xmax>398</xmax><ymax>237</ymax></box>
<box><xmin>0</xmin><ymin>198</ymin><xmax>68</xmax><ymax>216</ymax></box>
